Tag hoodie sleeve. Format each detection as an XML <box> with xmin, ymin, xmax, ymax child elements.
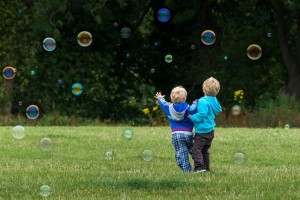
<box><xmin>189</xmin><ymin>99</ymin><xmax>208</xmax><ymax>123</ymax></box>
<box><xmin>157</xmin><ymin>97</ymin><xmax>171</xmax><ymax>114</ymax></box>
<box><xmin>187</xmin><ymin>99</ymin><xmax>199</xmax><ymax>115</ymax></box>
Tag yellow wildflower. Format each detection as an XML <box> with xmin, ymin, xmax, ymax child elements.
<box><xmin>153</xmin><ymin>105</ymin><xmax>158</xmax><ymax>111</ymax></box>
<box><xmin>142</xmin><ymin>108</ymin><xmax>150</xmax><ymax>115</ymax></box>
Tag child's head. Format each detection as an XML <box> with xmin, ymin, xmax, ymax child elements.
<box><xmin>170</xmin><ymin>86</ymin><xmax>187</xmax><ymax>103</ymax></box>
<box><xmin>202</xmin><ymin>77</ymin><xmax>220</xmax><ymax>96</ymax></box>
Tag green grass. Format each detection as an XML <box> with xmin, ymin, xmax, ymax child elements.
<box><xmin>0</xmin><ymin>126</ymin><xmax>299</xmax><ymax>200</ymax></box>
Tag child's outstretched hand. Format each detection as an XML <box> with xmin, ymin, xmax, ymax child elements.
<box><xmin>154</xmin><ymin>92</ymin><xmax>165</xmax><ymax>99</ymax></box>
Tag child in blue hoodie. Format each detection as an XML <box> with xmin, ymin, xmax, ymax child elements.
<box><xmin>187</xmin><ymin>77</ymin><xmax>222</xmax><ymax>173</ymax></box>
<box><xmin>154</xmin><ymin>86</ymin><xmax>198</xmax><ymax>173</ymax></box>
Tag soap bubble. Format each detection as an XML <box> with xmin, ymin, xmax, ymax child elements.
<box><xmin>165</xmin><ymin>54</ymin><xmax>173</xmax><ymax>63</ymax></box>
<box><xmin>18</xmin><ymin>9</ymin><xmax>22</xmax><ymax>14</ymax></box>
<box><xmin>105</xmin><ymin>150</ymin><xmax>113</xmax><ymax>161</ymax></box>
<box><xmin>40</xmin><ymin>138</ymin><xmax>52</xmax><ymax>151</ymax></box>
<box><xmin>234</xmin><ymin>152</ymin><xmax>244</xmax><ymax>164</ymax></box>
<box><xmin>12</xmin><ymin>125</ymin><xmax>25</xmax><ymax>139</ymax></box>
<box><xmin>31</xmin><ymin>70</ymin><xmax>36</xmax><ymax>75</ymax></box>
<box><xmin>143</xmin><ymin>150</ymin><xmax>153</xmax><ymax>161</ymax></box>
<box><xmin>40</xmin><ymin>184</ymin><xmax>51</xmax><ymax>197</ymax></box>
<box><xmin>43</xmin><ymin>37</ymin><xmax>56</xmax><ymax>52</ymax></box>
<box><xmin>150</xmin><ymin>68</ymin><xmax>155</xmax><ymax>73</ymax></box>
<box><xmin>77</xmin><ymin>31</ymin><xmax>93</xmax><ymax>47</ymax></box>
<box><xmin>201</xmin><ymin>30</ymin><xmax>216</xmax><ymax>45</ymax></box>
<box><xmin>123</xmin><ymin>129</ymin><xmax>133</xmax><ymax>139</ymax></box>
<box><xmin>284</xmin><ymin>124</ymin><xmax>290</xmax><ymax>129</ymax></box>
<box><xmin>26</xmin><ymin>105</ymin><xmax>40</xmax><ymax>120</ymax></box>
<box><xmin>231</xmin><ymin>105</ymin><xmax>241</xmax><ymax>116</ymax></box>
<box><xmin>18</xmin><ymin>101</ymin><xmax>23</xmax><ymax>106</ymax></box>
<box><xmin>3</xmin><ymin>66</ymin><xmax>16</xmax><ymax>79</ymax></box>
<box><xmin>71</xmin><ymin>83</ymin><xmax>83</xmax><ymax>96</ymax></box>
<box><xmin>157</xmin><ymin>8</ymin><xmax>171</xmax><ymax>23</ymax></box>
<box><xmin>247</xmin><ymin>44</ymin><xmax>262</xmax><ymax>60</ymax></box>
<box><xmin>120</xmin><ymin>27</ymin><xmax>131</xmax><ymax>38</ymax></box>
<box><xmin>267</xmin><ymin>32</ymin><xmax>272</xmax><ymax>38</ymax></box>
<box><xmin>224</xmin><ymin>55</ymin><xmax>228</xmax><ymax>60</ymax></box>
<box><xmin>191</xmin><ymin>45</ymin><xmax>196</xmax><ymax>49</ymax></box>
<box><xmin>58</xmin><ymin>79</ymin><xmax>62</xmax><ymax>84</ymax></box>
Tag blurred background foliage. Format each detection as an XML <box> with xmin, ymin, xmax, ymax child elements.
<box><xmin>0</xmin><ymin>0</ymin><xmax>299</xmax><ymax>127</ymax></box>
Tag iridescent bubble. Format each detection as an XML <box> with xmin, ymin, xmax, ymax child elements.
<box><xmin>231</xmin><ymin>105</ymin><xmax>241</xmax><ymax>116</ymax></box>
<box><xmin>12</xmin><ymin>125</ymin><xmax>25</xmax><ymax>139</ymax></box>
<box><xmin>224</xmin><ymin>55</ymin><xmax>228</xmax><ymax>60</ymax></box>
<box><xmin>120</xmin><ymin>27</ymin><xmax>131</xmax><ymax>38</ymax></box>
<box><xmin>143</xmin><ymin>150</ymin><xmax>153</xmax><ymax>162</ymax></box>
<box><xmin>58</xmin><ymin>79</ymin><xmax>62</xmax><ymax>84</ymax></box>
<box><xmin>267</xmin><ymin>32</ymin><xmax>272</xmax><ymax>38</ymax></box>
<box><xmin>3</xmin><ymin>66</ymin><xmax>16</xmax><ymax>79</ymax></box>
<box><xmin>165</xmin><ymin>54</ymin><xmax>173</xmax><ymax>63</ymax></box>
<box><xmin>40</xmin><ymin>138</ymin><xmax>52</xmax><ymax>151</ymax></box>
<box><xmin>105</xmin><ymin>150</ymin><xmax>113</xmax><ymax>161</ymax></box>
<box><xmin>114</xmin><ymin>22</ymin><xmax>119</xmax><ymax>27</ymax></box>
<box><xmin>157</xmin><ymin>8</ymin><xmax>171</xmax><ymax>23</ymax></box>
<box><xmin>26</xmin><ymin>105</ymin><xmax>40</xmax><ymax>120</ymax></box>
<box><xmin>201</xmin><ymin>30</ymin><xmax>216</xmax><ymax>45</ymax></box>
<box><xmin>247</xmin><ymin>44</ymin><xmax>262</xmax><ymax>60</ymax></box>
<box><xmin>18</xmin><ymin>101</ymin><xmax>23</xmax><ymax>106</ymax></box>
<box><xmin>77</xmin><ymin>31</ymin><xmax>93</xmax><ymax>47</ymax></box>
<box><xmin>150</xmin><ymin>68</ymin><xmax>155</xmax><ymax>73</ymax></box>
<box><xmin>71</xmin><ymin>83</ymin><xmax>83</xmax><ymax>96</ymax></box>
<box><xmin>191</xmin><ymin>45</ymin><xmax>196</xmax><ymax>49</ymax></box>
<box><xmin>40</xmin><ymin>184</ymin><xmax>51</xmax><ymax>197</ymax></box>
<box><xmin>31</xmin><ymin>70</ymin><xmax>36</xmax><ymax>75</ymax></box>
<box><xmin>18</xmin><ymin>9</ymin><xmax>22</xmax><ymax>14</ymax></box>
<box><xmin>43</xmin><ymin>37</ymin><xmax>56</xmax><ymax>52</ymax></box>
<box><xmin>284</xmin><ymin>124</ymin><xmax>290</xmax><ymax>129</ymax></box>
<box><xmin>234</xmin><ymin>152</ymin><xmax>244</xmax><ymax>164</ymax></box>
<box><xmin>123</xmin><ymin>129</ymin><xmax>133</xmax><ymax>139</ymax></box>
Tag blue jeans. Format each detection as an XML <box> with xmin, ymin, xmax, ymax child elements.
<box><xmin>172</xmin><ymin>133</ymin><xmax>193</xmax><ymax>173</ymax></box>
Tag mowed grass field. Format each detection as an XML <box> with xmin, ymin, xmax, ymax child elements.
<box><xmin>0</xmin><ymin>126</ymin><xmax>299</xmax><ymax>200</ymax></box>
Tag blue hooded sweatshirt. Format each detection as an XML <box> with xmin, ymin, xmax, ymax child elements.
<box><xmin>189</xmin><ymin>96</ymin><xmax>222</xmax><ymax>134</ymax></box>
<box><xmin>157</xmin><ymin>98</ymin><xmax>198</xmax><ymax>134</ymax></box>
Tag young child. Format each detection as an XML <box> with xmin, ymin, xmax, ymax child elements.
<box><xmin>154</xmin><ymin>86</ymin><xmax>198</xmax><ymax>173</ymax></box>
<box><xmin>187</xmin><ymin>77</ymin><xmax>222</xmax><ymax>173</ymax></box>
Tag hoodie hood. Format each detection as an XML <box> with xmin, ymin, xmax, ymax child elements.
<box><xmin>203</xmin><ymin>96</ymin><xmax>222</xmax><ymax>115</ymax></box>
<box><xmin>168</xmin><ymin>103</ymin><xmax>189</xmax><ymax>121</ymax></box>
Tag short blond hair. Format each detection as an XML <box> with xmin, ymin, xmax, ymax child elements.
<box><xmin>170</xmin><ymin>86</ymin><xmax>187</xmax><ymax>103</ymax></box>
<box><xmin>202</xmin><ymin>77</ymin><xmax>220</xmax><ymax>96</ymax></box>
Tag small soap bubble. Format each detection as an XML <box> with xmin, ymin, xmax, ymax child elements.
<box><xmin>231</xmin><ymin>105</ymin><xmax>241</xmax><ymax>116</ymax></box>
<box><xmin>157</xmin><ymin>8</ymin><xmax>171</xmax><ymax>23</ymax></box>
<box><xmin>18</xmin><ymin>9</ymin><xmax>22</xmax><ymax>14</ymax></box>
<box><xmin>12</xmin><ymin>125</ymin><xmax>25</xmax><ymax>139</ymax></box>
<box><xmin>123</xmin><ymin>129</ymin><xmax>133</xmax><ymax>139</ymax></box>
<box><xmin>191</xmin><ymin>45</ymin><xmax>196</xmax><ymax>49</ymax></box>
<box><xmin>58</xmin><ymin>79</ymin><xmax>62</xmax><ymax>84</ymax></box>
<box><xmin>72</xmin><ymin>83</ymin><xmax>83</xmax><ymax>96</ymax></box>
<box><xmin>40</xmin><ymin>138</ymin><xmax>52</xmax><ymax>151</ymax></box>
<box><xmin>120</xmin><ymin>27</ymin><xmax>131</xmax><ymax>38</ymax></box>
<box><xmin>150</xmin><ymin>68</ymin><xmax>155</xmax><ymax>73</ymax></box>
<box><xmin>105</xmin><ymin>150</ymin><xmax>113</xmax><ymax>161</ymax></box>
<box><xmin>143</xmin><ymin>150</ymin><xmax>153</xmax><ymax>162</ymax></box>
<box><xmin>165</xmin><ymin>54</ymin><xmax>173</xmax><ymax>63</ymax></box>
<box><xmin>3</xmin><ymin>66</ymin><xmax>16</xmax><ymax>79</ymax></box>
<box><xmin>234</xmin><ymin>152</ymin><xmax>244</xmax><ymax>164</ymax></box>
<box><xmin>18</xmin><ymin>101</ymin><xmax>23</xmax><ymax>106</ymax></box>
<box><xmin>40</xmin><ymin>184</ymin><xmax>51</xmax><ymax>197</ymax></box>
<box><xmin>43</xmin><ymin>37</ymin><xmax>56</xmax><ymax>52</ymax></box>
<box><xmin>201</xmin><ymin>30</ymin><xmax>216</xmax><ymax>45</ymax></box>
<box><xmin>267</xmin><ymin>32</ymin><xmax>272</xmax><ymax>38</ymax></box>
<box><xmin>114</xmin><ymin>22</ymin><xmax>119</xmax><ymax>27</ymax></box>
<box><xmin>284</xmin><ymin>124</ymin><xmax>290</xmax><ymax>129</ymax></box>
<box><xmin>224</xmin><ymin>55</ymin><xmax>228</xmax><ymax>60</ymax></box>
<box><xmin>77</xmin><ymin>31</ymin><xmax>92</xmax><ymax>47</ymax></box>
<box><xmin>31</xmin><ymin>70</ymin><xmax>36</xmax><ymax>75</ymax></box>
<box><xmin>247</xmin><ymin>44</ymin><xmax>262</xmax><ymax>60</ymax></box>
<box><xmin>26</xmin><ymin>105</ymin><xmax>40</xmax><ymax>120</ymax></box>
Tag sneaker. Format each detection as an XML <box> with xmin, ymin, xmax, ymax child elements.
<box><xmin>194</xmin><ymin>168</ymin><xmax>207</xmax><ymax>173</ymax></box>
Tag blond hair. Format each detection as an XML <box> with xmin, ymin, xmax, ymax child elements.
<box><xmin>170</xmin><ymin>86</ymin><xmax>187</xmax><ymax>103</ymax></box>
<box><xmin>202</xmin><ymin>77</ymin><xmax>220</xmax><ymax>96</ymax></box>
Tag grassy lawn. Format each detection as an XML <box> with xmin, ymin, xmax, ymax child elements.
<box><xmin>0</xmin><ymin>126</ymin><xmax>299</xmax><ymax>199</ymax></box>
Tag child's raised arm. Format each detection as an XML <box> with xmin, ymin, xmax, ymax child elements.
<box><xmin>154</xmin><ymin>92</ymin><xmax>170</xmax><ymax>114</ymax></box>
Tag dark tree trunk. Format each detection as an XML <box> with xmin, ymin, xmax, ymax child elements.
<box><xmin>274</xmin><ymin>0</ymin><xmax>300</xmax><ymax>99</ymax></box>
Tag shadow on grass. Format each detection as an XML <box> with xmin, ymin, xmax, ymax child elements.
<box><xmin>91</xmin><ymin>178</ymin><xmax>194</xmax><ymax>190</ymax></box>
